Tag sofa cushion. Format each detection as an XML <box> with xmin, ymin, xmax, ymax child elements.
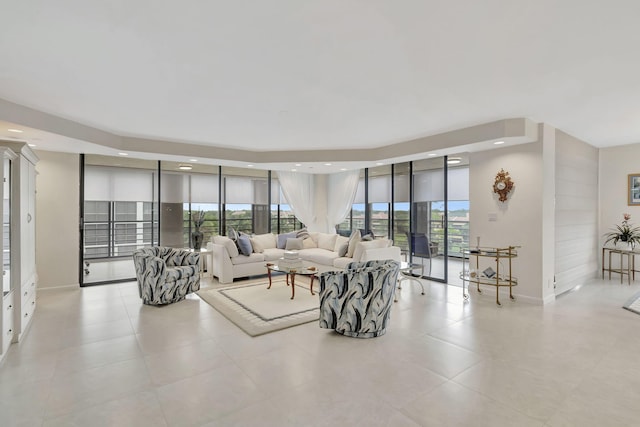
<box><xmin>213</xmin><ymin>235</ymin><xmax>239</xmax><ymax>258</ymax></box>
<box><xmin>263</xmin><ymin>248</ymin><xmax>286</xmax><ymax>261</ymax></box>
<box><xmin>250</xmin><ymin>237</ymin><xmax>264</xmax><ymax>253</ymax></box>
<box><xmin>352</xmin><ymin>239</ymin><xmax>390</xmax><ymax>262</ymax></box>
<box><xmin>277</xmin><ymin>231</ymin><xmax>298</xmax><ymax>249</ymax></box>
<box><xmin>231</xmin><ymin>253</ymin><xmax>265</xmax><ymax>265</ymax></box>
<box><xmin>300</xmin><ymin>248</ymin><xmax>340</xmax><ymax>265</ymax></box>
<box><xmin>285</xmin><ymin>237</ymin><xmax>304</xmax><ymax>250</ymax></box>
<box><xmin>333</xmin><ymin>257</ymin><xmax>354</xmax><ymax>269</ymax></box>
<box><xmin>237</xmin><ymin>233</ymin><xmax>253</xmax><ymax>256</ymax></box>
<box><xmin>347</xmin><ymin>229</ymin><xmax>361</xmax><ymax>258</ymax></box>
<box><xmin>334</xmin><ymin>235</ymin><xmax>349</xmax><ymax>252</ymax></box>
<box><xmin>302</xmin><ymin>237</ymin><xmax>317</xmax><ymax>249</ymax></box>
<box><xmin>253</xmin><ymin>233</ymin><xmax>276</xmax><ymax>250</ymax></box>
<box><xmin>317</xmin><ymin>233</ymin><xmax>337</xmax><ymax>251</ymax></box>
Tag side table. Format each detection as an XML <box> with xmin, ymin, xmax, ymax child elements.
<box><xmin>602</xmin><ymin>247</ymin><xmax>636</xmax><ymax>285</ymax></box>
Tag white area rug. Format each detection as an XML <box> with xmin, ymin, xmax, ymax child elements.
<box><xmin>623</xmin><ymin>291</ymin><xmax>640</xmax><ymax>315</ymax></box>
<box><xmin>197</xmin><ymin>280</ymin><xmax>320</xmax><ymax>336</ymax></box>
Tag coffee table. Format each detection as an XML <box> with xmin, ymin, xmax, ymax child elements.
<box><xmin>266</xmin><ymin>263</ymin><xmax>318</xmax><ymax>300</ymax></box>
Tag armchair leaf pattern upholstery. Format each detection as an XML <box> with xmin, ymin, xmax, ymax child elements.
<box><xmin>318</xmin><ymin>259</ymin><xmax>400</xmax><ymax>338</ymax></box>
<box><xmin>133</xmin><ymin>247</ymin><xmax>201</xmax><ymax>305</ymax></box>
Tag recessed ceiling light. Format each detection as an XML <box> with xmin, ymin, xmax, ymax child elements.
<box><xmin>340</xmin><ymin>168</ymin><xmax>347</xmax><ymax>171</ymax></box>
<box><xmin>178</xmin><ymin>164</ymin><xmax>193</xmax><ymax>170</ymax></box>
<box><xmin>7</xmin><ymin>129</ymin><xmax>23</xmax><ymax>133</ymax></box>
<box><xmin>189</xmin><ymin>159</ymin><xmax>198</xmax><ymax>162</ymax></box>
<box><xmin>428</xmin><ymin>153</ymin><xmax>437</xmax><ymax>157</ymax></box>
<box><xmin>295</xmin><ymin>164</ymin><xmax>302</xmax><ymax>167</ymax></box>
<box><xmin>494</xmin><ymin>141</ymin><xmax>505</xmax><ymax>145</ymax></box>
<box><xmin>376</xmin><ymin>162</ymin><xmax>384</xmax><ymax>166</ymax></box>
<box><xmin>324</xmin><ymin>163</ymin><xmax>332</xmax><ymax>166</ymax></box>
<box><xmin>28</xmin><ymin>143</ymin><xmax>36</xmax><ymax>147</ymax></box>
<box><xmin>247</xmin><ymin>164</ymin><xmax>254</xmax><ymax>167</ymax></box>
<box><xmin>291</xmin><ymin>168</ymin><xmax>297</xmax><ymax>172</ymax></box>
<box><xmin>118</xmin><ymin>152</ymin><xmax>128</xmax><ymax>156</ymax></box>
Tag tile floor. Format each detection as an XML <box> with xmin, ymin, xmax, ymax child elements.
<box><xmin>1</xmin><ymin>276</ymin><xmax>639</xmax><ymax>426</ymax></box>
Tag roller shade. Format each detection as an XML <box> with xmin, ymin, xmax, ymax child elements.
<box><xmin>86</xmin><ymin>165</ymin><xmax>156</xmax><ymax>202</ymax></box>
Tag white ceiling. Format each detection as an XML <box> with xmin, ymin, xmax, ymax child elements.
<box><xmin>1</xmin><ymin>1</ymin><xmax>639</xmax><ymax>172</ymax></box>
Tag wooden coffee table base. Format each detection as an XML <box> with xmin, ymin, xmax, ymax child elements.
<box><xmin>266</xmin><ymin>266</ymin><xmax>316</xmax><ymax>300</ymax></box>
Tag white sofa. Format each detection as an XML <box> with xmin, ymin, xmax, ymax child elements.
<box><xmin>207</xmin><ymin>231</ymin><xmax>401</xmax><ymax>284</ymax></box>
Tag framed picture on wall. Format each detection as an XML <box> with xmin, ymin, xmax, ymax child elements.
<box><xmin>629</xmin><ymin>174</ymin><xmax>640</xmax><ymax>205</ymax></box>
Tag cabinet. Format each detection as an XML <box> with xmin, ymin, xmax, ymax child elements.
<box><xmin>460</xmin><ymin>246</ymin><xmax>519</xmax><ymax>306</ymax></box>
<box><xmin>0</xmin><ymin>147</ymin><xmax>16</xmax><ymax>362</ymax></box>
<box><xmin>0</xmin><ymin>142</ymin><xmax>38</xmax><ymax>364</ymax></box>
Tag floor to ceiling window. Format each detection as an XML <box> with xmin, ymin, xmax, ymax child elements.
<box><xmin>222</xmin><ymin>167</ymin><xmax>269</xmax><ymax>235</ymax></box>
<box><xmin>393</xmin><ymin>162</ymin><xmax>411</xmax><ymax>254</ymax></box>
<box><xmin>368</xmin><ymin>165</ymin><xmax>392</xmax><ymax>239</ymax></box>
<box><xmin>81</xmin><ymin>155</ymin><xmax>159</xmax><ymax>285</ymax></box>
<box><xmin>160</xmin><ymin>162</ymin><xmax>219</xmax><ymax>248</ymax></box>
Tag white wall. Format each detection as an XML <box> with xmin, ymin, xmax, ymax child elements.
<box><xmin>35</xmin><ymin>150</ymin><xmax>79</xmax><ymax>288</ymax></box>
<box><xmin>469</xmin><ymin>140</ymin><xmax>550</xmax><ymax>303</ymax></box>
<box><xmin>554</xmin><ymin>130</ymin><xmax>599</xmax><ymax>295</ymax></box>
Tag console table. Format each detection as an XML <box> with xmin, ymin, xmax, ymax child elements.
<box><xmin>602</xmin><ymin>247</ymin><xmax>637</xmax><ymax>285</ymax></box>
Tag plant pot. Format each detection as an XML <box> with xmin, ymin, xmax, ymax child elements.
<box><xmin>192</xmin><ymin>228</ymin><xmax>203</xmax><ymax>251</ymax></box>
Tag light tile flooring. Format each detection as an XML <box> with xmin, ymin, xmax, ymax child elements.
<box><xmin>1</xmin><ymin>276</ymin><xmax>639</xmax><ymax>426</ymax></box>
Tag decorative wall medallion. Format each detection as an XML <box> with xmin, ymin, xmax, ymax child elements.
<box><xmin>493</xmin><ymin>169</ymin><xmax>514</xmax><ymax>202</ymax></box>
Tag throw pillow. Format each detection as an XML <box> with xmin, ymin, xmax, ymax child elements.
<box><xmin>250</xmin><ymin>237</ymin><xmax>264</xmax><ymax>253</ymax></box>
<box><xmin>334</xmin><ymin>235</ymin><xmax>349</xmax><ymax>253</ymax></box>
<box><xmin>296</xmin><ymin>228</ymin><xmax>310</xmax><ymax>239</ymax></box>
<box><xmin>302</xmin><ymin>237</ymin><xmax>318</xmax><ymax>249</ymax></box>
<box><xmin>347</xmin><ymin>229</ymin><xmax>361</xmax><ymax>258</ymax></box>
<box><xmin>227</xmin><ymin>226</ymin><xmax>239</xmax><ymax>241</ymax></box>
<box><xmin>285</xmin><ymin>237</ymin><xmax>304</xmax><ymax>251</ymax></box>
<box><xmin>337</xmin><ymin>242</ymin><xmax>349</xmax><ymax>257</ymax></box>
<box><xmin>237</xmin><ymin>233</ymin><xmax>253</xmax><ymax>256</ymax></box>
<box><xmin>317</xmin><ymin>233</ymin><xmax>337</xmax><ymax>251</ymax></box>
<box><xmin>361</xmin><ymin>233</ymin><xmax>374</xmax><ymax>241</ymax></box>
<box><xmin>277</xmin><ymin>231</ymin><xmax>298</xmax><ymax>249</ymax></box>
<box><xmin>252</xmin><ymin>233</ymin><xmax>276</xmax><ymax>249</ymax></box>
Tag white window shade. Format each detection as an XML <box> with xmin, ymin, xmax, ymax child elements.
<box><xmin>368</xmin><ymin>175</ymin><xmax>391</xmax><ymax>203</ymax></box>
<box><xmin>253</xmin><ymin>179</ymin><xmax>269</xmax><ymax>205</ymax></box>
<box><xmin>448</xmin><ymin>167</ymin><xmax>469</xmax><ymax>200</ymax></box>
<box><xmin>414</xmin><ymin>170</ymin><xmax>444</xmax><ymax>202</ymax></box>
<box><xmin>271</xmin><ymin>179</ymin><xmax>281</xmax><ymax>205</ymax></box>
<box><xmin>191</xmin><ymin>174</ymin><xmax>219</xmax><ymax>203</ymax></box>
<box><xmin>86</xmin><ymin>166</ymin><xmax>156</xmax><ymax>202</ymax></box>
<box><xmin>224</xmin><ymin>176</ymin><xmax>254</xmax><ymax>203</ymax></box>
<box><xmin>160</xmin><ymin>172</ymin><xmax>187</xmax><ymax>203</ymax></box>
<box><xmin>394</xmin><ymin>174</ymin><xmax>411</xmax><ymax>203</ymax></box>
<box><xmin>353</xmin><ymin>179</ymin><xmax>365</xmax><ymax>203</ymax></box>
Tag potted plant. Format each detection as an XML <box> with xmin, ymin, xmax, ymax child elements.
<box><xmin>603</xmin><ymin>213</ymin><xmax>640</xmax><ymax>249</ymax></box>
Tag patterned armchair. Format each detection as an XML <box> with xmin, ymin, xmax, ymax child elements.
<box><xmin>133</xmin><ymin>247</ymin><xmax>201</xmax><ymax>305</ymax></box>
<box><xmin>318</xmin><ymin>259</ymin><xmax>400</xmax><ymax>338</ymax></box>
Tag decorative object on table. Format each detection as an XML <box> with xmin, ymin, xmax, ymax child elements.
<box><xmin>191</xmin><ymin>210</ymin><xmax>205</xmax><ymax>250</ymax></box>
<box><xmin>277</xmin><ymin>250</ymin><xmax>303</xmax><ymax>268</ymax></box>
<box><xmin>493</xmin><ymin>169</ymin><xmax>514</xmax><ymax>202</ymax></box>
<box><xmin>603</xmin><ymin>213</ymin><xmax>640</xmax><ymax>249</ymax></box>
<box><xmin>628</xmin><ymin>173</ymin><xmax>640</xmax><ymax>205</ymax></box>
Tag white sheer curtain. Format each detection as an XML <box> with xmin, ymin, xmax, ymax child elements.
<box><xmin>326</xmin><ymin>170</ymin><xmax>359</xmax><ymax>230</ymax></box>
<box><xmin>276</xmin><ymin>171</ymin><xmax>317</xmax><ymax>230</ymax></box>
<box><xmin>277</xmin><ymin>170</ymin><xmax>360</xmax><ymax>233</ymax></box>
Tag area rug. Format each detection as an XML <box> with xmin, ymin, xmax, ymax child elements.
<box><xmin>623</xmin><ymin>291</ymin><xmax>640</xmax><ymax>315</ymax></box>
<box><xmin>197</xmin><ymin>280</ymin><xmax>320</xmax><ymax>336</ymax></box>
